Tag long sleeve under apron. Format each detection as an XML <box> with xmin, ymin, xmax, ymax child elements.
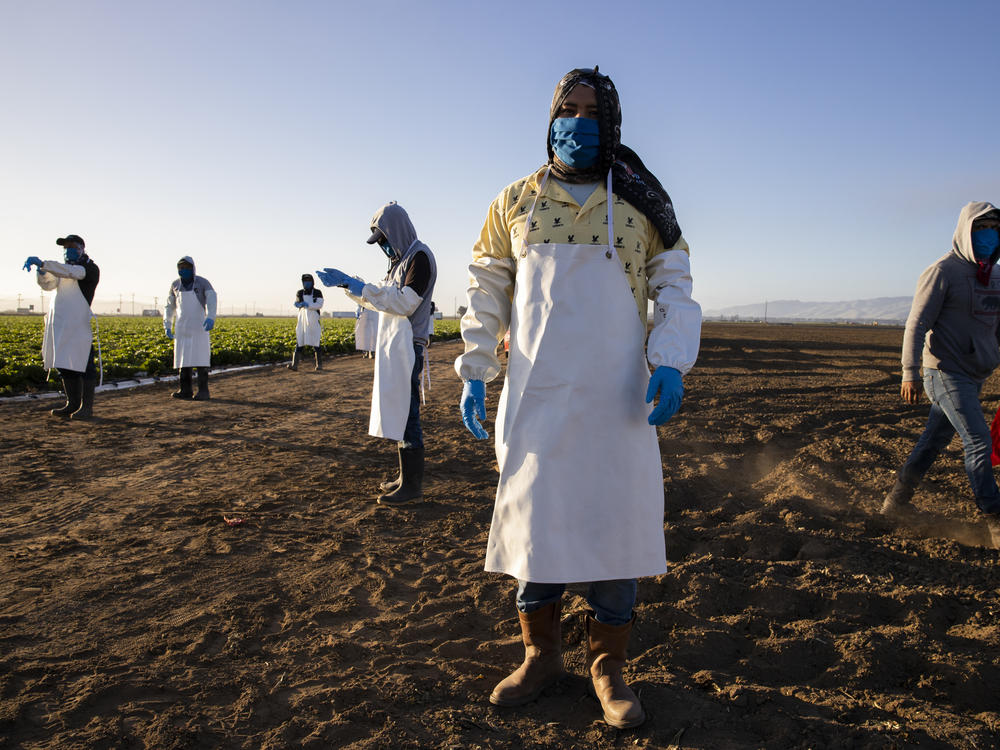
<box><xmin>456</xmin><ymin>166</ymin><xmax>701</xmax><ymax>383</ymax></box>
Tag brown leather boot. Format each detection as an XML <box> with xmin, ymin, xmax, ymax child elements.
<box><xmin>489</xmin><ymin>600</ymin><xmax>566</xmax><ymax>706</ymax></box>
<box><xmin>586</xmin><ymin>613</ymin><xmax>645</xmax><ymax>729</ymax></box>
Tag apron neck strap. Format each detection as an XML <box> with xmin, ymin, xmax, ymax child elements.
<box><xmin>523</xmin><ymin>168</ymin><xmax>615</xmax><ymax>254</ymax></box>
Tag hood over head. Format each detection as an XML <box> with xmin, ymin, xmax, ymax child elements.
<box><xmin>368</xmin><ymin>202</ymin><xmax>418</xmax><ymax>258</ymax></box>
<box><xmin>177</xmin><ymin>255</ymin><xmax>196</xmax><ymax>273</ymax></box>
<box><xmin>953</xmin><ymin>202</ymin><xmax>1000</xmax><ymax>263</ymax></box>
<box><xmin>301</xmin><ymin>273</ymin><xmax>314</xmax><ymax>285</ymax></box>
<box><xmin>547</xmin><ymin>66</ymin><xmax>621</xmax><ymax>183</ymax></box>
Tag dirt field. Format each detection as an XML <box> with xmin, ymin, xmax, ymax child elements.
<box><xmin>1</xmin><ymin>322</ymin><xmax>998</xmax><ymax>749</ymax></box>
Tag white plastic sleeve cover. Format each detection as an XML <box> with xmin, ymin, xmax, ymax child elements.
<box><xmin>308</xmin><ymin>294</ymin><xmax>324</xmax><ymax>310</ymax></box>
<box><xmin>39</xmin><ymin>261</ymin><xmax>86</xmax><ymax>280</ymax></box>
<box><xmin>353</xmin><ymin>283</ymin><xmax>422</xmax><ymax>317</ymax></box>
<box><xmin>164</xmin><ymin>287</ymin><xmax>177</xmax><ymax>324</ymax></box>
<box><xmin>205</xmin><ymin>289</ymin><xmax>218</xmax><ymax>320</ymax></box>
<box><xmin>646</xmin><ymin>249</ymin><xmax>702</xmax><ymax>375</ymax></box>
<box><xmin>36</xmin><ymin>269</ymin><xmax>58</xmax><ymax>291</ymax></box>
<box><xmin>454</xmin><ymin>256</ymin><xmax>516</xmax><ymax>383</ymax></box>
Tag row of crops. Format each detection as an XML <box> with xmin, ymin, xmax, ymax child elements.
<box><xmin>0</xmin><ymin>315</ymin><xmax>461</xmax><ymax>396</ymax></box>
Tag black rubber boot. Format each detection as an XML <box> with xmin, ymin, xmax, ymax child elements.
<box><xmin>287</xmin><ymin>347</ymin><xmax>300</xmax><ymax>371</ymax></box>
<box><xmin>880</xmin><ymin>478</ymin><xmax>917</xmax><ymax>518</ymax></box>
<box><xmin>377</xmin><ymin>445</ymin><xmax>424</xmax><ymax>505</ymax></box>
<box><xmin>50</xmin><ymin>373</ymin><xmax>83</xmax><ymax>418</ymax></box>
<box><xmin>380</xmin><ymin>449</ymin><xmax>404</xmax><ymax>492</ymax></box>
<box><xmin>314</xmin><ymin>348</ymin><xmax>322</xmax><ymax>371</ymax></box>
<box><xmin>193</xmin><ymin>367</ymin><xmax>210</xmax><ymax>400</ymax></box>
<box><xmin>71</xmin><ymin>375</ymin><xmax>96</xmax><ymax>420</ymax></box>
<box><xmin>172</xmin><ymin>368</ymin><xmax>194</xmax><ymax>399</ymax></box>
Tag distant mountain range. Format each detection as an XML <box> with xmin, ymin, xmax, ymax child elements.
<box><xmin>704</xmin><ymin>296</ymin><xmax>912</xmax><ymax>323</ymax></box>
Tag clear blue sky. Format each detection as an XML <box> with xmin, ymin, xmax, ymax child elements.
<box><xmin>3</xmin><ymin>0</ymin><xmax>998</xmax><ymax>315</ymax></box>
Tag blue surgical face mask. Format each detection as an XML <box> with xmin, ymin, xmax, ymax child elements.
<box><xmin>378</xmin><ymin>239</ymin><xmax>395</xmax><ymax>259</ymax></box>
<box><xmin>303</xmin><ymin>280</ymin><xmax>313</xmax><ymax>290</ymax></box>
<box><xmin>64</xmin><ymin>246</ymin><xmax>81</xmax><ymax>262</ymax></box>
<box><xmin>550</xmin><ymin>117</ymin><xmax>601</xmax><ymax>169</ymax></box>
<box><xmin>972</xmin><ymin>228</ymin><xmax>999</xmax><ymax>260</ymax></box>
<box><xmin>178</xmin><ymin>267</ymin><xmax>194</xmax><ymax>281</ymax></box>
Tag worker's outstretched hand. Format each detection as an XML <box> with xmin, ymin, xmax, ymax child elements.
<box><xmin>646</xmin><ymin>366</ymin><xmax>684</xmax><ymax>426</ymax></box>
<box><xmin>316</xmin><ymin>268</ymin><xmax>348</xmax><ymax>288</ymax></box>
<box><xmin>23</xmin><ymin>256</ymin><xmax>42</xmax><ymax>272</ymax></box>
<box><xmin>461</xmin><ymin>379</ymin><xmax>489</xmax><ymax>439</ymax></box>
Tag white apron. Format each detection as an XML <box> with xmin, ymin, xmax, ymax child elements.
<box><xmin>296</xmin><ymin>294</ymin><xmax>322</xmax><ymax>347</ymax></box>
<box><xmin>173</xmin><ymin>289</ymin><xmax>211</xmax><ymax>368</ymax></box>
<box><xmin>484</xmin><ymin>169</ymin><xmax>667</xmax><ymax>583</ymax></box>
<box><xmin>355</xmin><ymin>307</ymin><xmax>378</xmax><ymax>352</ymax></box>
<box><xmin>43</xmin><ymin>277</ymin><xmax>92</xmax><ymax>372</ymax></box>
<box><xmin>368</xmin><ymin>312</ymin><xmax>416</xmax><ymax>441</ymax></box>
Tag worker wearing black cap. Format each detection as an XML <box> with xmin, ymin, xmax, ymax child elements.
<box><xmin>289</xmin><ymin>273</ymin><xmax>324</xmax><ymax>371</ymax></box>
<box><xmin>22</xmin><ymin>234</ymin><xmax>101</xmax><ymax>419</ymax></box>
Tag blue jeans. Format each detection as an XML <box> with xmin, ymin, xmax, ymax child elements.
<box><xmin>516</xmin><ymin>579</ymin><xmax>637</xmax><ymax>626</ymax></box>
<box><xmin>400</xmin><ymin>343</ymin><xmax>424</xmax><ymax>449</ymax></box>
<box><xmin>898</xmin><ymin>368</ymin><xmax>1000</xmax><ymax>514</ymax></box>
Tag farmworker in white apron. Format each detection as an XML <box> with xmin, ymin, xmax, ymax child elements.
<box><xmin>164</xmin><ymin>256</ymin><xmax>217</xmax><ymax>401</ymax></box>
<box><xmin>288</xmin><ymin>273</ymin><xmax>324</xmax><ymax>371</ymax></box>
<box><xmin>22</xmin><ymin>233</ymin><xmax>100</xmax><ymax>420</ymax></box>
<box><xmin>354</xmin><ymin>300</ymin><xmax>378</xmax><ymax>359</ymax></box>
<box><xmin>455</xmin><ymin>67</ymin><xmax>701</xmax><ymax>729</ymax></box>
<box><xmin>882</xmin><ymin>202</ymin><xmax>1000</xmax><ymax>549</ymax></box>
<box><xmin>317</xmin><ymin>201</ymin><xmax>437</xmax><ymax>505</ymax></box>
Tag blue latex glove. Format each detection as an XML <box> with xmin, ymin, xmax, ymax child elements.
<box><xmin>164</xmin><ymin>325</ymin><xmax>173</xmax><ymax>340</ymax></box>
<box><xmin>294</xmin><ymin>301</ymin><xmax>306</xmax><ymax>308</ymax></box>
<box><xmin>645</xmin><ymin>366</ymin><xmax>684</xmax><ymax>426</ymax></box>
<box><xmin>203</xmin><ymin>317</ymin><xmax>215</xmax><ymax>332</ymax></box>
<box><xmin>461</xmin><ymin>380</ymin><xmax>489</xmax><ymax>439</ymax></box>
<box><xmin>316</xmin><ymin>268</ymin><xmax>349</xmax><ymax>288</ymax></box>
<box><xmin>23</xmin><ymin>256</ymin><xmax>43</xmax><ymax>271</ymax></box>
<box><xmin>343</xmin><ymin>276</ymin><xmax>365</xmax><ymax>296</ymax></box>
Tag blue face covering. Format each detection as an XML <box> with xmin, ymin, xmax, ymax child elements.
<box><xmin>178</xmin><ymin>267</ymin><xmax>194</xmax><ymax>282</ymax></box>
<box><xmin>303</xmin><ymin>281</ymin><xmax>313</xmax><ymax>291</ymax></box>
<box><xmin>550</xmin><ymin>117</ymin><xmax>601</xmax><ymax>169</ymax></box>
<box><xmin>378</xmin><ymin>239</ymin><xmax>395</xmax><ymax>259</ymax></box>
<box><xmin>972</xmin><ymin>228</ymin><xmax>999</xmax><ymax>259</ymax></box>
<box><xmin>64</xmin><ymin>246</ymin><xmax>81</xmax><ymax>262</ymax></box>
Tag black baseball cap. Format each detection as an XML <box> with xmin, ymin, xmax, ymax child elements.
<box><xmin>56</xmin><ymin>234</ymin><xmax>85</xmax><ymax>248</ymax></box>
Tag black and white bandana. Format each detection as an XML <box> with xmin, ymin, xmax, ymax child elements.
<box><xmin>546</xmin><ymin>67</ymin><xmax>682</xmax><ymax>248</ymax></box>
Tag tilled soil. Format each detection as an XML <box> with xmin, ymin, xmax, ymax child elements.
<box><xmin>1</xmin><ymin>323</ymin><xmax>998</xmax><ymax>749</ymax></box>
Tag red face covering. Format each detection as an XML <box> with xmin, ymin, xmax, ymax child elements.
<box><xmin>977</xmin><ymin>260</ymin><xmax>994</xmax><ymax>286</ymax></box>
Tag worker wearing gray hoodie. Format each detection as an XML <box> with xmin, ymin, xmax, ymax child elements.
<box><xmin>883</xmin><ymin>201</ymin><xmax>1000</xmax><ymax>548</ymax></box>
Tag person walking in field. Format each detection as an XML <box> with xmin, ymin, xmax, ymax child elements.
<box><xmin>22</xmin><ymin>234</ymin><xmax>100</xmax><ymax>419</ymax></box>
<box><xmin>164</xmin><ymin>256</ymin><xmax>217</xmax><ymax>401</ymax></box>
<box><xmin>454</xmin><ymin>67</ymin><xmax>701</xmax><ymax>729</ymax></box>
<box><xmin>317</xmin><ymin>202</ymin><xmax>437</xmax><ymax>505</ymax></box>
<box><xmin>883</xmin><ymin>201</ymin><xmax>1000</xmax><ymax>549</ymax></box>
<box><xmin>288</xmin><ymin>273</ymin><xmax>324</xmax><ymax>371</ymax></box>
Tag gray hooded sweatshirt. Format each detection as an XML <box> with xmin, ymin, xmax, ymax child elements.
<box><xmin>165</xmin><ymin>255</ymin><xmax>218</xmax><ymax>324</ymax></box>
<box><xmin>369</xmin><ymin>203</ymin><xmax>437</xmax><ymax>347</ymax></box>
<box><xmin>902</xmin><ymin>201</ymin><xmax>1000</xmax><ymax>383</ymax></box>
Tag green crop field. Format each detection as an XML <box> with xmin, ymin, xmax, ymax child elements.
<box><xmin>0</xmin><ymin>315</ymin><xmax>461</xmax><ymax>396</ymax></box>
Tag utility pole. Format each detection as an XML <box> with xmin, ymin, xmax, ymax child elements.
<box><xmin>131</xmin><ymin>293</ymin><xmax>135</xmax><ymax>316</ymax></box>
<box><xmin>764</xmin><ymin>300</ymin><xmax>768</xmax><ymax>323</ymax></box>
<box><xmin>17</xmin><ymin>294</ymin><xmax>22</xmax><ymax>310</ymax></box>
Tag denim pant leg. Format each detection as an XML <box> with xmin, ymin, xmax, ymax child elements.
<box><xmin>898</xmin><ymin>377</ymin><xmax>957</xmax><ymax>487</ymax></box>
<box><xmin>922</xmin><ymin>369</ymin><xmax>1000</xmax><ymax>514</ymax></box>
<box><xmin>516</xmin><ymin>580</ymin><xmax>566</xmax><ymax>613</ymax></box>
<box><xmin>587</xmin><ymin>579</ymin><xmax>637</xmax><ymax>626</ymax></box>
<box><xmin>400</xmin><ymin>343</ymin><xmax>424</xmax><ymax>449</ymax></box>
